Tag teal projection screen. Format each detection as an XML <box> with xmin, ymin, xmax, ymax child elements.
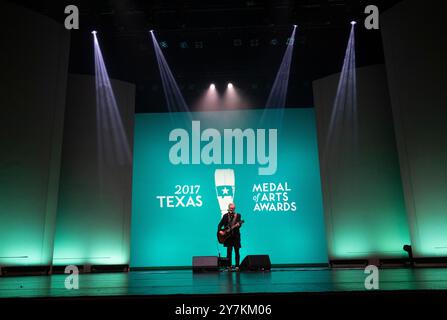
<box><xmin>130</xmin><ymin>109</ymin><xmax>328</xmax><ymax>267</ymax></box>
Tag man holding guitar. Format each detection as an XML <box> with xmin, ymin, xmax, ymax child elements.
<box><xmin>217</xmin><ymin>203</ymin><xmax>244</xmax><ymax>271</ymax></box>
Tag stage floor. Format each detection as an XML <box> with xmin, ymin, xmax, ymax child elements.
<box><xmin>1</xmin><ymin>267</ymin><xmax>447</xmax><ymax>299</ymax></box>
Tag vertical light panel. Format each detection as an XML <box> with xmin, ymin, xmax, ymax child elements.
<box><xmin>313</xmin><ymin>65</ymin><xmax>410</xmax><ymax>260</ymax></box>
<box><xmin>52</xmin><ymin>73</ymin><xmax>135</xmax><ymax>266</ymax></box>
<box><xmin>0</xmin><ymin>2</ymin><xmax>69</xmax><ymax>266</ymax></box>
<box><xmin>381</xmin><ymin>0</ymin><xmax>447</xmax><ymax>257</ymax></box>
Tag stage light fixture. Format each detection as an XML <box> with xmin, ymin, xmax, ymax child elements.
<box><xmin>249</xmin><ymin>39</ymin><xmax>259</xmax><ymax>47</ymax></box>
<box><xmin>91</xmin><ymin>30</ymin><xmax>97</xmax><ymax>35</ymax></box>
<box><xmin>210</xmin><ymin>83</ymin><xmax>216</xmax><ymax>90</ymax></box>
<box><xmin>149</xmin><ymin>29</ymin><xmax>154</xmax><ymax>33</ymax></box>
<box><xmin>351</xmin><ymin>21</ymin><xmax>357</xmax><ymax>25</ymax></box>
<box><xmin>293</xmin><ymin>24</ymin><xmax>298</xmax><ymax>28</ymax></box>
<box><xmin>286</xmin><ymin>37</ymin><xmax>294</xmax><ymax>45</ymax></box>
<box><xmin>403</xmin><ymin>244</ymin><xmax>414</xmax><ymax>266</ymax></box>
<box><xmin>233</xmin><ymin>39</ymin><xmax>242</xmax><ymax>47</ymax></box>
<box><xmin>223</xmin><ymin>82</ymin><xmax>246</xmax><ymax>109</ymax></box>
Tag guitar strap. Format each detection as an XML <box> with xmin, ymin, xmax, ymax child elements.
<box><xmin>230</xmin><ymin>213</ymin><xmax>238</xmax><ymax>228</ymax></box>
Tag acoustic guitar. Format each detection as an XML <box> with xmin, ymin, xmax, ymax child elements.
<box><xmin>217</xmin><ymin>220</ymin><xmax>245</xmax><ymax>244</ymax></box>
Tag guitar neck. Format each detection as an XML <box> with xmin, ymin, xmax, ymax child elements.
<box><xmin>230</xmin><ymin>220</ymin><xmax>244</xmax><ymax>230</ymax></box>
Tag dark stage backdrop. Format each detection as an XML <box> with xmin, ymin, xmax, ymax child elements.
<box><xmin>130</xmin><ymin>109</ymin><xmax>328</xmax><ymax>267</ymax></box>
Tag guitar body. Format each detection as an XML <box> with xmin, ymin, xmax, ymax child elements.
<box><xmin>217</xmin><ymin>220</ymin><xmax>244</xmax><ymax>244</ymax></box>
<box><xmin>217</xmin><ymin>230</ymin><xmax>230</xmax><ymax>244</ymax></box>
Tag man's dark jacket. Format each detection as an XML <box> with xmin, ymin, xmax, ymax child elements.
<box><xmin>218</xmin><ymin>212</ymin><xmax>242</xmax><ymax>248</ymax></box>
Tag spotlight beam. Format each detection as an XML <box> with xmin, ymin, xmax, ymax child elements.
<box><xmin>149</xmin><ymin>31</ymin><xmax>190</xmax><ymax>114</ymax></box>
<box><xmin>194</xmin><ymin>83</ymin><xmax>220</xmax><ymax>111</ymax></box>
<box><xmin>92</xmin><ymin>31</ymin><xmax>132</xmax><ymax>189</ymax></box>
<box><xmin>261</xmin><ymin>25</ymin><xmax>297</xmax><ymax>125</ymax></box>
<box><xmin>265</xmin><ymin>25</ymin><xmax>297</xmax><ymax>109</ymax></box>
<box><xmin>324</xmin><ymin>23</ymin><xmax>358</xmax><ymax>162</ymax></box>
<box><xmin>223</xmin><ymin>82</ymin><xmax>246</xmax><ymax>110</ymax></box>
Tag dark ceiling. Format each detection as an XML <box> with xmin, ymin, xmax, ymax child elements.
<box><xmin>9</xmin><ymin>0</ymin><xmax>402</xmax><ymax>113</ymax></box>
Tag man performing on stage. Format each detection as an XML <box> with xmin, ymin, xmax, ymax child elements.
<box><xmin>217</xmin><ymin>203</ymin><xmax>243</xmax><ymax>271</ymax></box>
